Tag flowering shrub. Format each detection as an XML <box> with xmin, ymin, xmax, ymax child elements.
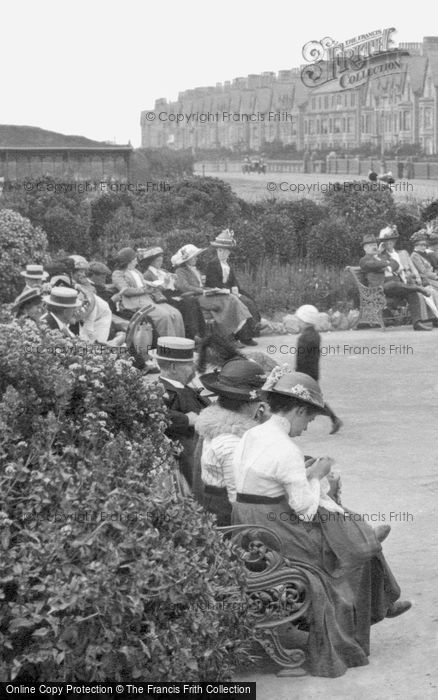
<box><xmin>0</xmin><ymin>320</ymin><xmax>251</xmax><ymax>682</ymax></box>
<box><xmin>0</xmin><ymin>210</ymin><xmax>49</xmax><ymax>303</ymax></box>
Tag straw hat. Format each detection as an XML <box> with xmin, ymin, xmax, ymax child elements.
<box><xmin>262</xmin><ymin>366</ymin><xmax>326</xmax><ymax>412</ymax></box>
<box><xmin>152</xmin><ymin>337</ymin><xmax>195</xmax><ymax>362</ymax></box>
<box><xmin>20</xmin><ymin>264</ymin><xmax>45</xmax><ymax>279</ymax></box>
<box><xmin>171</xmin><ymin>244</ymin><xmax>206</xmax><ymax>267</ymax></box>
<box><xmin>378</xmin><ymin>226</ymin><xmax>399</xmax><ymax>241</ymax></box>
<box><xmin>43</xmin><ymin>287</ymin><xmax>82</xmax><ymax>308</ymax></box>
<box><xmin>68</xmin><ymin>255</ymin><xmax>90</xmax><ymax>270</ymax></box>
<box><xmin>210</xmin><ymin>229</ymin><xmax>237</xmax><ymax>249</ymax></box>
<box><xmin>137</xmin><ymin>246</ymin><xmax>164</xmax><ymax>261</ymax></box>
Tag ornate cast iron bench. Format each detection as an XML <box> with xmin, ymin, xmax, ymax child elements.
<box><xmin>345</xmin><ymin>266</ymin><xmax>387</xmax><ymax>329</ymax></box>
<box><xmin>216</xmin><ymin>475</ymin><xmax>342</xmax><ymax>677</ymax></box>
<box><xmin>218</xmin><ymin>524</ymin><xmax>312</xmax><ymax>676</ymax></box>
<box><xmin>345</xmin><ymin>266</ymin><xmax>411</xmax><ymax>329</ymax></box>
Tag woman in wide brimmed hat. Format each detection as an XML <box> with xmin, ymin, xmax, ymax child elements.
<box><xmin>231</xmin><ymin>365</ymin><xmax>410</xmax><ymax>677</ymax></box>
<box><xmin>111</xmin><ymin>247</ymin><xmax>185</xmax><ymax>338</ymax></box>
<box><xmin>410</xmin><ymin>230</ymin><xmax>438</xmax><ymax>306</ymax></box>
<box><xmin>172</xmin><ymin>243</ymin><xmax>252</xmax><ymax>343</ymax></box>
<box><xmin>194</xmin><ymin>357</ymin><xmax>267</xmax><ymax>525</ymax></box>
<box><xmin>205</xmin><ymin>229</ymin><xmax>261</xmax><ymax>346</ymax></box>
<box><xmin>138</xmin><ymin>246</ymin><xmax>206</xmax><ymax>339</ymax></box>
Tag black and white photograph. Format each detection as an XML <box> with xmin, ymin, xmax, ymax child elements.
<box><xmin>1</xmin><ymin>1</ymin><xmax>437</xmax><ymax>698</ymax></box>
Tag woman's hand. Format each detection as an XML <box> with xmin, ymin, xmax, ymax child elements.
<box><xmin>307</xmin><ymin>457</ymin><xmax>334</xmax><ymax>480</ymax></box>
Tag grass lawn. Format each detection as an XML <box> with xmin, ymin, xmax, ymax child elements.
<box><xmin>196</xmin><ymin>167</ymin><xmax>438</xmax><ymax>205</ymax></box>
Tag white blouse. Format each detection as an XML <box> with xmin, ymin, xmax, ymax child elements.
<box><xmin>233</xmin><ymin>414</ymin><xmax>344</xmax><ymax>521</ymax></box>
<box><xmin>130</xmin><ymin>269</ymin><xmax>144</xmax><ymax>289</ymax></box>
<box><xmin>201</xmin><ymin>434</ymin><xmax>239</xmax><ymax>502</ymax></box>
<box><xmin>220</xmin><ymin>261</ymin><xmax>230</xmax><ymax>284</ymax></box>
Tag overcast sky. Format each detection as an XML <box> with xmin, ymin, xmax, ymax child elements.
<box><xmin>2</xmin><ymin>1</ymin><xmax>435</xmax><ymax>146</ymax></box>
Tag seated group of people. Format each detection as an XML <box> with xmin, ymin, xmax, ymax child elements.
<box><xmin>359</xmin><ymin>224</ymin><xmax>438</xmax><ymax>330</ymax></box>
<box><xmin>11</xmin><ymin>229</ymin><xmax>261</xmax><ymax>356</ymax></box>
<box><xmin>153</xmin><ymin>334</ymin><xmax>411</xmax><ymax>678</ymax></box>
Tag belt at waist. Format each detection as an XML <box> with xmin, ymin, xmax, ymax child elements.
<box><xmin>236</xmin><ymin>493</ymin><xmax>284</xmax><ymax>505</ymax></box>
<box><xmin>203</xmin><ymin>484</ymin><xmax>227</xmax><ymax>495</ymax></box>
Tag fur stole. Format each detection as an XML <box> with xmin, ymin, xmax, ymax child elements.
<box><xmin>195</xmin><ymin>403</ymin><xmax>257</xmax><ymax>440</ymax></box>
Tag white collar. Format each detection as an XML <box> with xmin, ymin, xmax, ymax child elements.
<box><xmin>268</xmin><ymin>414</ymin><xmax>291</xmax><ymax>434</ymax></box>
<box><xmin>161</xmin><ymin>376</ymin><xmax>185</xmax><ymax>389</ymax></box>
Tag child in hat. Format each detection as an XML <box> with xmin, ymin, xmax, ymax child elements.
<box><xmin>295</xmin><ymin>304</ymin><xmax>343</xmax><ymax>434</ymax></box>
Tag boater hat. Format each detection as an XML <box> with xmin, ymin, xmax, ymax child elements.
<box><xmin>210</xmin><ymin>229</ymin><xmax>237</xmax><ymax>249</ymax></box>
<box><xmin>153</xmin><ymin>337</ymin><xmax>195</xmax><ymax>362</ymax></box>
<box><xmin>11</xmin><ymin>288</ymin><xmax>42</xmax><ymax>313</ymax></box>
<box><xmin>137</xmin><ymin>246</ymin><xmax>164</xmax><ymax>261</ymax></box>
<box><xmin>262</xmin><ymin>366</ymin><xmax>326</xmax><ymax>413</ymax></box>
<box><xmin>43</xmin><ymin>287</ymin><xmax>82</xmax><ymax>308</ymax></box>
<box><xmin>200</xmin><ymin>358</ymin><xmax>266</xmax><ymax>401</ymax></box>
<box><xmin>20</xmin><ymin>264</ymin><xmax>45</xmax><ymax>279</ymax></box>
<box><xmin>378</xmin><ymin>226</ymin><xmax>399</xmax><ymax>241</ymax></box>
<box><xmin>171</xmin><ymin>244</ymin><xmax>206</xmax><ymax>267</ymax></box>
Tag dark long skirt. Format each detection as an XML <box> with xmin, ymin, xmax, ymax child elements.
<box><xmin>232</xmin><ymin>499</ymin><xmax>401</xmax><ymax>677</ymax></box>
<box><xmin>203</xmin><ymin>484</ymin><xmax>232</xmax><ymax>526</ymax></box>
<box><xmin>164</xmin><ymin>293</ymin><xmax>206</xmax><ymax>339</ymax></box>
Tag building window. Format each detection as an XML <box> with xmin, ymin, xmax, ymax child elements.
<box><xmin>329</xmin><ymin>118</ymin><xmax>333</xmax><ymax>132</ymax></box>
<box><xmin>403</xmin><ymin>111</ymin><xmax>411</xmax><ymax>130</ymax></box>
<box><xmin>344</xmin><ymin>93</ymin><xmax>348</xmax><ymax>106</ymax></box>
<box><xmin>311</xmin><ymin>97</ymin><xmax>316</xmax><ymax>110</ymax></box>
<box><xmin>321</xmin><ymin>118</ymin><xmax>328</xmax><ymax>134</ymax></box>
<box><xmin>324</xmin><ymin>96</ymin><xmax>329</xmax><ymax>109</ymax></box>
<box><xmin>351</xmin><ymin>92</ymin><xmax>356</xmax><ymax>107</ymax></box>
<box><xmin>309</xmin><ymin>119</ymin><xmax>314</xmax><ymax>135</ymax></box>
<box><xmin>334</xmin><ymin>117</ymin><xmax>341</xmax><ymax>133</ymax></box>
<box><xmin>424</xmin><ymin>108</ymin><xmax>432</xmax><ymax>128</ymax></box>
<box><xmin>318</xmin><ymin>97</ymin><xmax>322</xmax><ymax>109</ymax></box>
<box><xmin>332</xmin><ymin>95</ymin><xmax>336</xmax><ymax>107</ymax></box>
<box><xmin>337</xmin><ymin>94</ymin><xmax>342</xmax><ymax>106</ymax></box>
<box><xmin>304</xmin><ymin>120</ymin><xmax>308</xmax><ymax>135</ymax></box>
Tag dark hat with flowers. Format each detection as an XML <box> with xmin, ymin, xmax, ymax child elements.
<box><xmin>200</xmin><ymin>358</ymin><xmax>266</xmax><ymax>401</ymax></box>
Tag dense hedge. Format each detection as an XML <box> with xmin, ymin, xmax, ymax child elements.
<box><xmin>1</xmin><ymin>173</ymin><xmax>432</xmax><ymax>310</ymax></box>
<box><xmin>0</xmin><ymin>319</ymin><xmax>252</xmax><ymax>682</ymax></box>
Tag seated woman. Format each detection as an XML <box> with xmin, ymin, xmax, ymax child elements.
<box><xmin>410</xmin><ymin>230</ymin><xmax>438</xmax><ymax>308</ymax></box>
<box><xmin>137</xmin><ymin>246</ymin><xmax>205</xmax><ymax>340</ymax></box>
<box><xmin>195</xmin><ymin>357</ymin><xmax>267</xmax><ymax>526</ymax></box>
<box><xmin>206</xmin><ymin>229</ymin><xmax>260</xmax><ymax>345</ymax></box>
<box><xmin>172</xmin><ymin>244</ymin><xmax>252</xmax><ymax>345</ymax></box>
<box><xmin>111</xmin><ymin>247</ymin><xmax>185</xmax><ymax>338</ymax></box>
<box><xmin>232</xmin><ymin>366</ymin><xmax>411</xmax><ymax>678</ymax></box>
<box><xmin>12</xmin><ymin>288</ymin><xmax>44</xmax><ymax>326</ymax></box>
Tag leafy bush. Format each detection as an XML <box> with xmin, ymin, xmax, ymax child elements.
<box><xmin>0</xmin><ymin>209</ymin><xmax>49</xmax><ymax>303</ymax></box>
<box><xmin>306</xmin><ymin>216</ymin><xmax>356</xmax><ymax>267</ymax></box>
<box><xmin>0</xmin><ymin>176</ymin><xmax>90</xmax><ymax>255</ymax></box>
<box><xmin>0</xmin><ymin>320</ymin><xmax>251</xmax><ymax>682</ymax></box>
